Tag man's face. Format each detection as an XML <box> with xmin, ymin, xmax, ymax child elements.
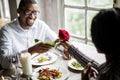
<box><xmin>18</xmin><ymin>3</ymin><xmax>39</xmax><ymax>27</ymax></box>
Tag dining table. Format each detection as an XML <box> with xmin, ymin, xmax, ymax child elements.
<box><xmin>30</xmin><ymin>49</ymin><xmax>82</xmax><ymax>80</ymax></box>
<box><xmin>0</xmin><ymin>42</ymin><xmax>105</xmax><ymax>80</ymax></box>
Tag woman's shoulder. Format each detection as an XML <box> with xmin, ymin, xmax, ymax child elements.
<box><xmin>98</xmin><ymin>71</ymin><xmax>120</xmax><ymax>80</ymax></box>
<box><xmin>98</xmin><ymin>62</ymin><xmax>120</xmax><ymax>80</ymax></box>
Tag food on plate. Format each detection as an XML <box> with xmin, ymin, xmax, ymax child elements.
<box><xmin>71</xmin><ymin>61</ymin><xmax>82</xmax><ymax>68</ymax></box>
<box><xmin>37</xmin><ymin>56</ymin><xmax>49</xmax><ymax>63</ymax></box>
<box><xmin>70</xmin><ymin>60</ymin><xmax>83</xmax><ymax>70</ymax></box>
<box><xmin>38</xmin><ymin>68</ymin><xmax>62</xmax><ymax>80</ymax></box>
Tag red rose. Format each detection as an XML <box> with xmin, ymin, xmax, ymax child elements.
<box><xmin>59</xmin><ymin>29</ymin><xmax>70</xmax><ymax>41</ymax></box>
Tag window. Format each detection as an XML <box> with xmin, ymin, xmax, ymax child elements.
<box><xmin>0</xmin><ymin>0</ymin><xmax>10</xmax><ymax>18</ymax></box>
<box><xmin>60</xmin><ymin>0</ymin><xmax>113</xmax><ymax>44</ymax></box>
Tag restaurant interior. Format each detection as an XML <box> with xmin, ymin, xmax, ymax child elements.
<box><xmin>0</xmin><ymin>0</ymin><xmax>120</xmax><ymax>80</ymax></box>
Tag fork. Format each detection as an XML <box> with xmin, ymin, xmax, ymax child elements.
<box><xmin>65</xmin><ymin>77</ymin><xmax>69</xmax><ymax>80</ymax></box>
<box><xmin>57</xmin><ymin>67</ymin><xmax>60</xmax><ymax>71</ymax></box>
<box><xmin>45</xmin><ymin>52</ymin><xmax>51</xmax><ymax>60</ymax></box>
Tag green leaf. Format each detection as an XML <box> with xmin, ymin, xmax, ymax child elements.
<box><xmin>44</xmin><ymin>42</ymin><xmax>55</xmax><ymax>46</ymax></box>
<box><xmin>34</xmin><ymin>39</ymin><xmax>39</xmax><ymax>43</ymax></box>
<box><xmin>54</xmin><ymin>44</ymin><xmax>58</xmax><ymax>49</ymax></box>
<box><xmin>34</xmin><ymin>39</ymin><xmax>59</xmax><ymax>49</ymax></box>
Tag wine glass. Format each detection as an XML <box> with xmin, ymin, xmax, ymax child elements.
<box><xmin>11</xmin><ymin>54</ymin><xmax>20</xmax><ymax>80</ymax></box>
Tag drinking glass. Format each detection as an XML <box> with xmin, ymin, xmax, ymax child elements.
<box><xmin>11</xmin><ymin>54</ymin><xmax>20</xmax><ymax>80</ymax></box>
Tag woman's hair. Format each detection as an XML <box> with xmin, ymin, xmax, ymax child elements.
<box><xmin>91</xmin><ymin>8</ymin><xmax>120</xmax><ymax>55</ymax></box>
<box><xmin>18</xmin><ymin>0</ymin><xmax>37</xmax><ymax>10</ymax></box>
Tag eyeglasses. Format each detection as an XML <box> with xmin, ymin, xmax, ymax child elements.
<box><xmin>23</xmin><ymin>10</ymin><xmax>40</xmax><ymax>15</ymax></box>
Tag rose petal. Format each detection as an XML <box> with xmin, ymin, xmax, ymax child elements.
<box><xmin>59</xmin><ymin>29</ymin><xmax>70</xmax><ymax>41</ymax></box>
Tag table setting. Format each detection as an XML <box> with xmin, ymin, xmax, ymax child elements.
<box><xmin>0</xmin><ymin>29</ymin><xmax>105</xmax><ymax>80</ymax></box>
<box><xmin>30</xmin><ymin>49</ymin><xmax>83</xmax><ymax>80</ymax></box>
<box><xmin>0</xmin><ymin>47</ymin><xmax>85</xmax><ymax>80</ymax></box>
<box><xmin>0</xmin><ymin>30</ymin><xmax>75</xmax><ymax>80</ymax></box>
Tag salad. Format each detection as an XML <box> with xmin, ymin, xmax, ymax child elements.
<box><xmin>38</xmin><ymin>68</ymin><xmax>62</xmax><ymax>80</ymax></box>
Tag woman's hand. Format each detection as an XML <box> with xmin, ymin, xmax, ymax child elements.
<box><xmin>59</xmin><ymin>41</ymin><xmax>71</xmax><ymax>60</ymax></box>
<box><xmin>82</xmin><ymin>61</ymin><xmax>99</xmax><ymax>80</ymax></box>
<box><xmin>28</xmin><ymin>42</ymin><xmax>53</xmax><ymax>54</ymax></box>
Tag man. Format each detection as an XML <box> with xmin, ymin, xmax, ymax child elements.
<box><xmin>0</xmin><ymin>0</ymin><xmax>57</xmax><ymax>69</ymax></box>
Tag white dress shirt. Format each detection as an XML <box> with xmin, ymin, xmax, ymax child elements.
<box><xmin>0</xmin><ymin>18</ymin><xmax>57</xmax><ymax>69</ymax></box>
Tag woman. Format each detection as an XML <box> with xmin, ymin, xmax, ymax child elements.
<box><xmin>61</xmin><ymin>8</ymin><xmax>120</xmax><ymax>80</ymax></box>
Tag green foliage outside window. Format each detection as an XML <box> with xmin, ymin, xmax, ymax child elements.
<box><xmin>64</xmin><ymin>0</ymin><xmax>113</xmax><ymax>43</ymax></box>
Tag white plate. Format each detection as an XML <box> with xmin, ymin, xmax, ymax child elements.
<box><xmin>68</xmin><ymin>58</ymin><xmax>84</xmax><ymax>71</ymax></box>
<box><xmin>67</xmin><ymin>74</ymin><xmax>81</xmax><ymax>80</ymax></box>
<box><xmin>32</xmin><ymin>65</ymin><xmax>69</xmax><ymax>80</ymax></box>
<box><xmin>31</xmin><ymin>52</ymin><xmax>58</xmax><ymax>66</ymax></box>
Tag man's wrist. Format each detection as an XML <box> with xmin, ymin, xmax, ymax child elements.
<box><xmin>28</xmin><ymin>47</ymin><xmax>35</xmax><ymax>54</ymax></box>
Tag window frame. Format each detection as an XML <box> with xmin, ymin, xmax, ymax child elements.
<box><xmin>0</xmin><ymin>0</ymin><xmax>10</xmax><ymax>19</ymax></box>
<box><xmin>58</xmin><ymin>0</ymin><xmax>114</xmax><ymax>45</ymax></box>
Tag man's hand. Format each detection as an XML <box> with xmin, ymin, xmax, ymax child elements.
<box><xmin>82</xmin><ymin>61</ymin><xmax>99</xmax><ymax>80</ymax></box>
<box><xmin>28</xmin><ymin>42</ymin><xmax>53</xmax><ymax>54</ymax></box>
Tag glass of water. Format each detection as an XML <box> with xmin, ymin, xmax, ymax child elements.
<box><xmin>11</xmin><ymin>54</ymin><xmax>20</xmax><ymax>80</ymax></box>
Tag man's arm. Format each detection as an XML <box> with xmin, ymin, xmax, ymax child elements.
<box><xmin>0</xmin><ymin>27</ymin><xmax>13</xmax><ymax>69</ymax></box>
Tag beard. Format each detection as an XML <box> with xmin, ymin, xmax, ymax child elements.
<box><xmin>19</xmin><ymin>17</ymin><xmax>36</xmax><ymax>29</ymax></box>
<box><xmin>26</xmin><ymin>18</ymin><xmax>35</xmax><ymax>26</ymax></box>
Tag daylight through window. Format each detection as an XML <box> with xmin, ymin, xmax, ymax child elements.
<box><xmin>63</xmin><ymin>0</ymin><xmax>113</xmax><ymax>44</ymax></box>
